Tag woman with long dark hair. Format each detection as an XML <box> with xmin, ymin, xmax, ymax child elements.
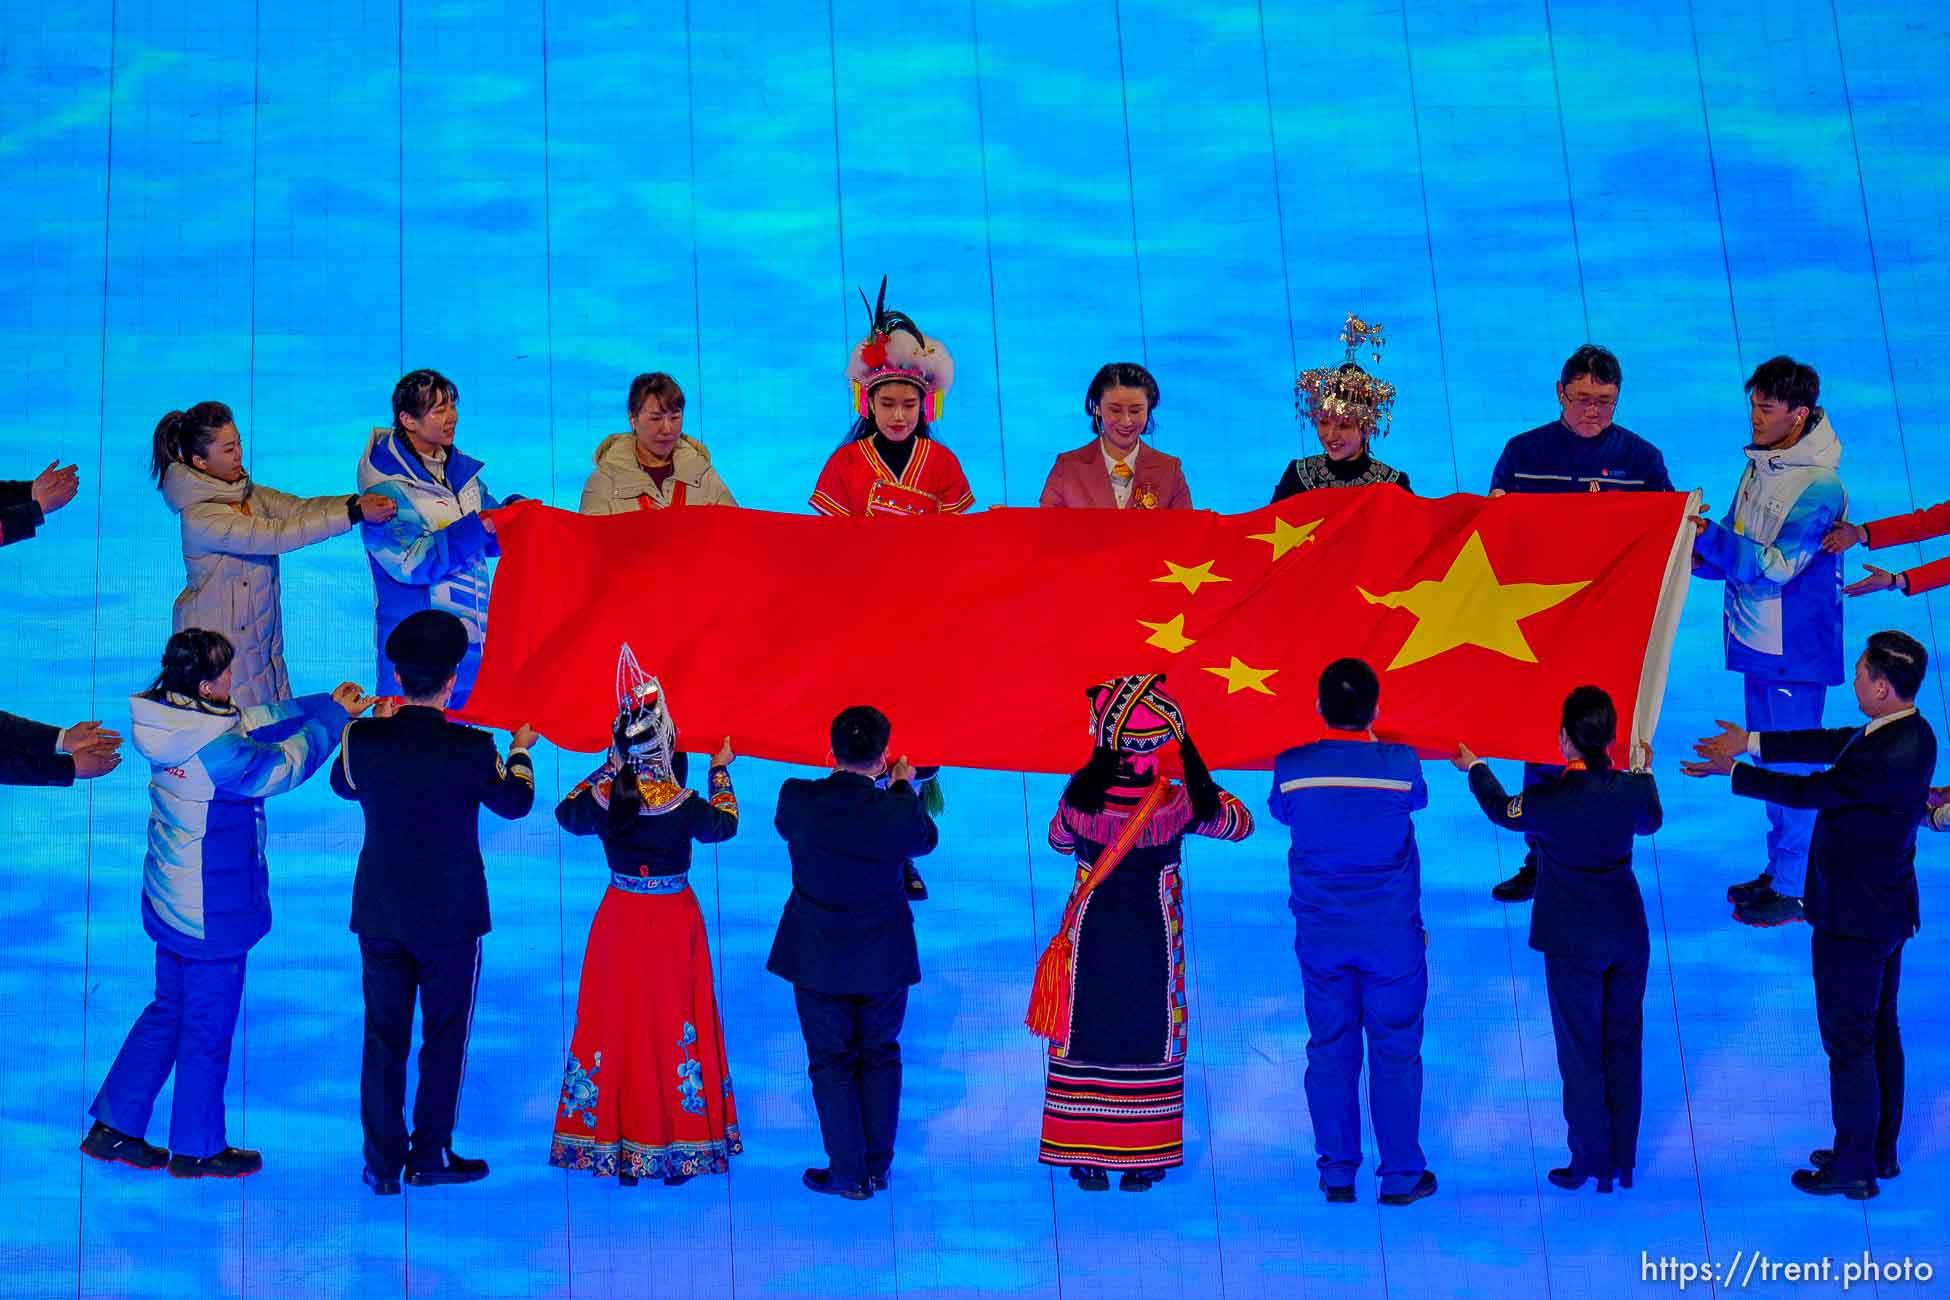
<box><xmin>1452</xmin><ymin>686</ymin><xmax>1662</xmax><ymax>1193</ymax></box>
<box><xmin>1029</xmin><ymin>674</ymin><xmax>1252</xmax><ymax>1191</ymax></box>
<box><xmin>81</xmin><ymin>629</ymin><xmax>370</xmax><ymax>1178</ymax></box>
<box><xmin>153</xmin><ymin>402</ymin><xmax>396</xmax><ymax>706</ymax></box>
<box><xmin>549</xmin><ymin>647</ymin><xmax>742</xmax><ymax>1187</ymax></box>
<box><xmin>1038</xmin><ymin>363</ymin><xmax>1191</xmax><ymax>509</ymax></box>
<box><xmin>809</xmin><ymin>279</ymin><xmax>973</xmax><ymax>518</ymax></box>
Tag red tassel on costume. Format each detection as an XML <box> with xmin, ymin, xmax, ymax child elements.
<box><xmin>1024</xmin><ymin>934</ymin><xmax>1074</xmax><ymax>1041</ymax></box>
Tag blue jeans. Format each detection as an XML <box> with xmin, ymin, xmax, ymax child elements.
<box><xmin>1296</xmin><ymin>924</ymin><xmax>1427</xmax><ymax>1195</ymax></box>
<box><xmin>90</xmin><ymin>945</ymin><xmax>248</xmax><ymax>1159</ymax></box>
<box><xmin>1742</xmin><ymin>677</ymin><xmax>1827</xmax><ymax>897</ymax></box>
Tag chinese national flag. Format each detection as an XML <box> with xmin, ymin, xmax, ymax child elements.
<box><xmin>461</xmin><ymin>489</ymin><xmax>1694</xmax><ymax>771</ymax></box>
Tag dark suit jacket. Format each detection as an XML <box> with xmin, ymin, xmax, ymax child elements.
<box><xmin>330</xmin><ymin>705</ymin><xmax>535</xmax><ymax>941</ymax></box>
<box><xmin>1468</xmin><ymin>763</ymin><xmax>1662</xmax><ymax>959</ymax></box>
<box><xmin>0</xmin><ymin>709</ymin><xmax>74</xmax><ymax>787</ymax></box>
<box><xmin>1735</xmin><ymin>711</ymin><xmax>1937</xmax><ymax>940</ymax></box>
<box><xmin>0</xmin><ymin>481</ymin><xmax>44</xmax><ymax>547</ymax></box>
<box><xmin>1037</xmin><ymin>440</ymin><xmax>1193</xmax><ymax>510</ymax></box>
<box><xmin>767</xmin><ymin>771</ymin><xmax>938</xmax><ymax>995</ymax></box>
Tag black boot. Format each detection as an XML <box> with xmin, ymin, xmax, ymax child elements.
<box><xmin>618</xmin><ymin>1173</ymin><xmax>639</xmax><ymax>1186</ymax></box>
<box><xmin>1547</xmin><ymin>1166</ymin><xmax>1612</xmax><ymax>1193</ymax></box>
<box><xmin>168</xmin><ymin>1147</ymin><xmax>263</xmax><ymax>1179</ymax></box>
<box><xmin>1069</xmin><ymin>1165</ymin><xmax>1109</xmax><ymax>1192</ymax></box>
<box><xmin>79</xmin><ymin>1121</ymin><xmax>169</xmax><ymax>1171</ymax></box>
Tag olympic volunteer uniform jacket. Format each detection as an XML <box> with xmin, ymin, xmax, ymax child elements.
<box><xmin>1692</xmin><ymin>411</ymin><xmax>1848</xmax><ymax>684</ymax></box>
<box><xmin>356</xmin><ymin>430</ymin><xmax>503</xmax><ymax>703</ymax></box>
<box><xmin>129</xmin><ymin>691</ymin><xmax>348</xmax><ymax>959</ymax></box>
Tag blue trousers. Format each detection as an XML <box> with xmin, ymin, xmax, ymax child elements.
<box><xmin>1742</xmin><ymin>677</ymin><xmax>1826</xmax><ymax>898</ymax></box>
<box><xmin>1296</xmin><ymin>925</ymin><xmax>1427</xmax><ymax>1195</ymax></box>
<box><xmin>90</xmin><ymin>945</ymin><xmax>248</xmax><ymax>1159</ymax></box>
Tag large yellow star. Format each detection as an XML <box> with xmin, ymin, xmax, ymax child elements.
<box><xmin>1358</xmin><ymin>531</ymin><xmax>1590</xmax><ymax>671</ymax></box>
<box><xmin>1248</xmin><ymin>515</ymin><xmax>1324</xmax><ymax>561</ymax></box>
<box><xmin>1153</xmin><ymin>559</ymin><xmax>1232</xmax><ymax>595</ymax></box>
<box><xmin>1137</xmin><ymin>613</ymin><xmax>1197</xmax><ymax>654</ymax></box>
<box><xmin>1204</xmin><ymin>657</ymin><xmax>1278</xmax><ymax>695</ymax></box>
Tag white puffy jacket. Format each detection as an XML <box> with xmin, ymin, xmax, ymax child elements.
<box><xmin>161</xmin><ymin>463</ymin><xmax>356</xmax><ymax>707</ymax></box>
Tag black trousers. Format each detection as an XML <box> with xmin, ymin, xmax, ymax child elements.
<box><xmin>1811</xmin><ymin>929</ymin><xmax>1905</xmax><ymax>1182</ymax></box>
<box><xmin>359</xmin><ymin>936</ymin><xmax>481</xmax><ymax>1177</ymax></box>
<box><xmin>792</xmin><ymin>985</ymin><xmax>908</xmax><ymax>1186</ymax></box>
<box><xmin>1543</xmin><ymin>949</ymin><xmax>1647</xmax><ymax>1177</ymax></box>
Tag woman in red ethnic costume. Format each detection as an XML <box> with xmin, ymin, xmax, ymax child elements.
<box><xmin>1031</xmin><ymin>674</ymin><xmax>1253</xmax><ymax>1192</ymax></box>
<box><xmin>809</xmin><ymin>278</ymin><xmax>974</xmax><ymax>518</ymax></box>
<box><xmin>550</xmin><ymin>647</ymin><xmax>742</xmax><ymax>1186</ymax></box>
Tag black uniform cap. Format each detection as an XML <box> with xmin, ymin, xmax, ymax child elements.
<box><xmin>385</xmin><ymin>609</ymin><xmax>469</xmax><ymax>677</ymax></box>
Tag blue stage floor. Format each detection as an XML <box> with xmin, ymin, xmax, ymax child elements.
<box><xmin>3</xmin><ymin>1</ymin><xmax>1948</xmax><ymax>1296</ymax></box>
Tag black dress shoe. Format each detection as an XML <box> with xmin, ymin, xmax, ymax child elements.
<box><xmin>79</xmin><ymin>1121</ymin><xmax>169</xmax><ymax>1171</ymax></box>
<box><xmin>1378</xmin><ymin>1170</ymin><xmax>1438</xmax><ymax>1205</ymax></box>
<box><xmin>1319</xmin><ymin>1177</ymin><xmax>1356</xmax><ymax>1204</ymax></box>
<box><xmin>617</xmin><ymin>1173</ymin><xmax>639</xmax><ymax>1187</ymax></box>
<box><xmin>1792</xmin><ymin>1166</ymin><xmax>1877</xmax><ymax>1200</ymax></box>
<box><xmin>168</xmin><ymin>1147</ymin><xmax>262</xmax><ymax>1179</ymax></box>
<box><xmin>1810</xmin><ymin>1148</ymin><xmax>1900</xmax><ymax>1181</ymax></box>
<box><xmin>405</xmin><ymin>1149</ymin><xmax>489</xmax><ymax>1186</ymax></box>
<box><xmin>1069</xmin><ymin>1165</ymin><xmax>1109</xmax><ymax>1192</ymax></box>
<box><xmin>363</xmin><ymin>1167</ymin><xmax>402</xmax><ymax>1196</ymax></box>
<box><xmin>1726</xmin><ymin>873</ymin><xmax>1773</xmax><ymax>904</ymax></box>
<box><xmin>1118</xmin><ymin>1171</ymin><xmax>1155</xmax><ymax>1192</ymax></box>
<box><xmin>1548</xmin><ymin>1166</ymin><xmax>1613</xmax><ymax>1193</ymax></box>
<box><xmin>1491</xmin><ymin>865</ymin><xmax>1536</xmax><ymax>903</ymax></box>
<box><xmin>869</xmin><ymin>1172</ymin><xmax>890</xmax><ymax>1191</ymax></box>
<box><xmin>1615</xmin><ymin>1166</ymin><xmax>1634</xmax><ymax>1190</ymax></box>
<box><xmin>663</xmin><ymin>1174</ymin><xmax>693</xmax><ymax>1187</ymax></box>
<box><xmin>802</xmin><ymin>1168</ymin><xmax>872</xmax><ymax>1200</ymax></box>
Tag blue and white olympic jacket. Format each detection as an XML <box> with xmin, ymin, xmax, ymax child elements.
<box><xmin>1692</xmin><ymin>410</ymin><xmax>1847</xmax><ymax>685</ymax></box>
<box><xmin>1268</xmin><ymin>736</ymin><xmax>1428</xmax><ymax>935</ymax></box>
<box><xmin>356</xmin><ymin>430</ymin><xmax>502</xmax><ymax>704</ymax></box>
<box><xmin>130</xmin><ymin>691</ymin><xmax>348</xmax><ymax>959</ymax></box>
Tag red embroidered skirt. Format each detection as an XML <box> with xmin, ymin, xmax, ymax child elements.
<box><xmin>549</xmin><ymin>876</ymin><xmax>742</xmax><ymax>1178</ymax></box>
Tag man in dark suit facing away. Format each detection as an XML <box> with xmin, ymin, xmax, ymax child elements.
<box><xmin>330</xmin><ymin>610</ymin><xmax>537</xmax><ymax>1196</ymax></box>
<box><xmin>769</xmin><ymin>704</ymin><xmax>939</xmax><ymax>1201</ymax></box>
<box><xmin>1686</xmin><ymin>629</ymin><xmax>1936</xmax><ymax>1200</ymax></box>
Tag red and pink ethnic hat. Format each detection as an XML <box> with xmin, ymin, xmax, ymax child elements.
<box><xmin>846</xmin><ymin>276</ymin><xmax>955</xmax><ymax>420</ymax></box>
<box><xmin>1086</xmin><ymin>673</ymin><xmax>1187</xmax><ymax>755</ymax></box>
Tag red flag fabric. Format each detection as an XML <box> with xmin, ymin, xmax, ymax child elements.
<box><xmin>460</xmin><ymin>489</ymin><xmax>1694</xmax><ymax>772</ymax></box>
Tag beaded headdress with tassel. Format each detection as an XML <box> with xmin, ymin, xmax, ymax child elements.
<box><xmin>1294</xmin><ymin>313</ymin><xmax>1397</xmax><ymax>438</ymax></box>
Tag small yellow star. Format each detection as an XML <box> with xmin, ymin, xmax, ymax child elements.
<box><xmin>1358</xmin><ymin>531</ymin><xmax>1591</xmax><ymax>671</ymax></box>
<box><xmin>1203</xmin><ymin>657</ymin><xmax>1278</xmax><ymax>695</ymax></box>
<box><xmin>1247</xmin><ymin>516</ymin><xmax>1324</xmax><ymax>562</ymax></box>
<box><xmin>1137</xmin><ymin>613</ymin><xmax>1197</xmax><ymax>654</ymax></box>
<box><xmin>1154</xmin><ymin>559</ymin><xmax>1232</xmax><ymax>595</ymax></box>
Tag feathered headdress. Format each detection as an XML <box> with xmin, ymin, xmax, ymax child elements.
<box><xmin>1294</xmin><ymin>313</ymin><xmax>1396</xmax><ymax>438</ymax></box>
<box><xmin>1086</xmin><ymin>673</ymin><xmax>1188</xmax><ymax>755</ymax></box>
<box><xmin>845</xmin><ymin>276</ymin><xmax>955</xmax><ymax>420</ymax></box>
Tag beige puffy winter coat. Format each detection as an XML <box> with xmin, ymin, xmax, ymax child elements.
<box><xmin>578</xmin><ymin>434</ymin><xmax>737</xmax><ymax>514</ymax></box>
<box><xmin>161</xmin><ymin>463</ymin><xmax>355</xmax><ymax>707</ymax></box>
